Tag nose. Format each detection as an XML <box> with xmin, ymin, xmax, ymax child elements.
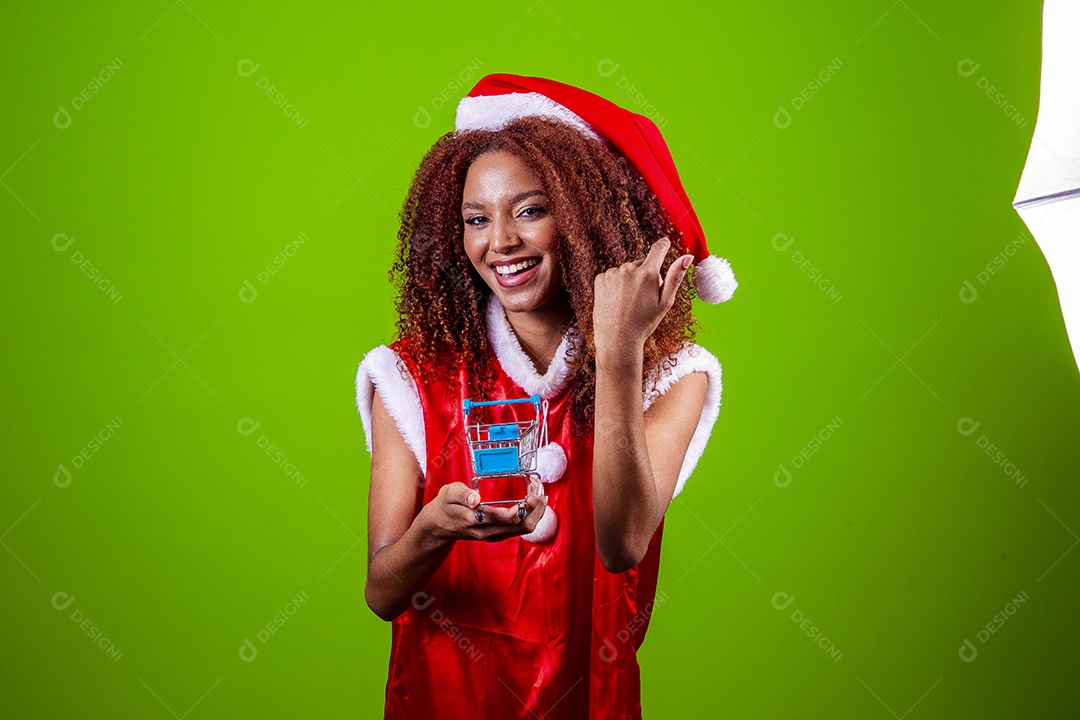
<box><xmin>490</xmin><ymin>214</ymin><xmax>521</xmax><ymax>254</ymax></box>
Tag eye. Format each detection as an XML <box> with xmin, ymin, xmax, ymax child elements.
<box><xmin>463</xmin><ymin>215</ymin><xmax>488</xmax><ymax>227</ymax></box>
<box><xmin>519</xmin><ymin>205</ymin><xmax>546</xmax><ymax>218</ymax></box>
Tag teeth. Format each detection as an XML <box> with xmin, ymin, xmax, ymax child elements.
<box><xmin>494</xmin><ymin>258</ymin><xmax>539</xmax><ymax>276</ymax></box>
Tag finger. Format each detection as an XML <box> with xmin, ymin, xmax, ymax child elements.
<box><xmin>520</xmin><ymin>493</ymin><xmax>548</xmax><ymax>534</ymax></box>
<box><xmin>472</xmin><ymin>493</ymin><xmax>547</xmax><ymax>540</ymax></box>
<box><xmin>519</xmin><ymin>485</ymin><xmax>545</xmax><ymax>514</ymax></box>
<box><xmin>660</xmin><ymin>254</ymin><xmax>693</xmax><ymax>308</ymax></box>
<box><xmin>643</xmin><ymin>236</ymin><xmax>671</xmax><ymax>275</ymax></box>
<box><xmin>494</xmin><ymin>483</ymin><xmax>545</xmax><ymax>526</ymax></box>
<box><xmin>528</xmin><ymin>476</ymin><xmax>545</xmax><ymax>501</ymax></box>
<box><xmin>470</xmin><ymin>480</ymin><xmax>545</xmax><ymax>528</ymax></box>
<box><xmin>523</xmin><ymin>477</ymin><xmax>546</xmax><ymax>510</ymax></box>
<box><xmin>446</xmin><ymin>482</ymin><xmax>480</xmax><ymax>508</ymax></box>
<box><xmin>477</xmin><ymin>504</ymin><xmax>528</xmax><ymax>525</ymax></box>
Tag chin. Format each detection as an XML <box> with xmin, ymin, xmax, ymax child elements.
<box><xmin>480</xmin><ymin>262</ymin><xmax>565</xmax><ymax>317</ymax></box>
<box><xmin>492</xmin><ymin>291</ymin><xmax>541</xmax><ymax>313</ymax></box>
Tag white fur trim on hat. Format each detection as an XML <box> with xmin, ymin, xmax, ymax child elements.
<box><xmin>643</xmin><ymin>343</ymin><xmax>723</xmax><ymax>498</ymax></box>
<box><xmin>486</xmin><ymin>295</ymin><xmax>574</xmax><ymax>398</ymax></box>
<box><xmin>456</xmin><ymin>92</ymin><xmax>602</xmax><ymax>140</ymax></box>
<box><xmin>693</xmin><ymin>255</ymin><xmax>738</xmax><ymax>304</ymax></box>
<box><xmin>355</xmin><ymin>345</ymin><xmax>426</xmax><ymax>473</ymax></box>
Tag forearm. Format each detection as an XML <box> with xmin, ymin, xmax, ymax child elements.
<box><xmin>592</xmin><ymin>349</ymin><xmax>661</xmax><ymax>572</ymax></box>
<box><xmin>365</xmin><ymin>509</ymin><xmax>456</xmax><ymax>621</ymax></box>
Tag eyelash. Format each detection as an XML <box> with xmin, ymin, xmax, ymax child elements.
<box><xmin>464</xmin><ymin>206</ymin><xmax>545</xmax><ymax>226</ymax></box>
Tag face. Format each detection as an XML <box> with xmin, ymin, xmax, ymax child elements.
<box><xmin>461</xmin><ymin>150</ymin><xmax>566</xmax><ymax>318</ymax></box>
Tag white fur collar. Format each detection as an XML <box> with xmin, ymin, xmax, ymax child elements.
<box><xmin>485</xmin><ymin>295</ymin><xmax>574</xmax><ymax>399</ymax></box>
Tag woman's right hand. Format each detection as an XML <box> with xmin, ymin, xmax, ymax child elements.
<box><xmin>366</xmin><ymin>391</ymin><xmax>547</xmax><ymax>622</ymax></box>
<box><xmin>421</xmin><ymin>477</ymin><xmax>547</xmax><ymax>543</ymax></box>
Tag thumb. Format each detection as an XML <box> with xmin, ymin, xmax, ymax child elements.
<box><xmin>660</xmin><ymin>255</ymin><xmax>693</xmax><ymax>308</ymax></box>
<box><xmin>449</xmin><ymin>482</ymin><xmax>479</xmax><ymax>507</ymax></box>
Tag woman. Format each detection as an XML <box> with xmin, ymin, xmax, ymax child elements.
<box><xmin>355</xmin><ymin>74</ymin><xmax>736</xmax><ymax>719</ymax></box>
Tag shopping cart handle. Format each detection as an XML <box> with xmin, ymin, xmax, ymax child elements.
<box><xmin>463</xmin><ymin>394</ymin><xmax>541</xmax><ymax>416</ymax></box>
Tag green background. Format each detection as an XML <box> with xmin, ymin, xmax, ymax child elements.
<box><xmin>2</xmin><ymin>1</ymin><xmax>1077</xmax><ymax>717</ymax></box>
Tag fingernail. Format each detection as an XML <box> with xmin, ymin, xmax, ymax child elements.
<box><xmin>468</xmin><ymin>493</ymin><xmax>478</xmax><ymax>505</ymax></box>
<box><xmin>683</xmin><ymin>256</ymin><xmax>693</xmax><ymax>269</ymax></box>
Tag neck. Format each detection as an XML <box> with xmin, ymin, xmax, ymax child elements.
<box><xmin>501</xmin><ymin>299</ymin><xmax>572</xmax><ymax>376</ymax></box>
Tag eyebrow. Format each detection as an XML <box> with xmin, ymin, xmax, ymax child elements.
<box><xmin>461</xmin><ymin>190</ymin><xmax>547</xmax><ymax>211</ymax></box>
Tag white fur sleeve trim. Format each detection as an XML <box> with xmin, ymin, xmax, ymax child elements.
<box><xmin>355</xmin><ymin>345</ymin><xmax>426</xmax><ymax>473</ymax></box>
<box><xmin>643</xmin><ymin>343</ymin><xmax>723</xmax><ymax>499</ymax></box>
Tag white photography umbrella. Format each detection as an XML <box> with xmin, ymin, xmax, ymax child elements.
<box><xmin>1013</xmin><ymin>0</ymin><xmax>1080</xmax><ymax>373</ymax></box>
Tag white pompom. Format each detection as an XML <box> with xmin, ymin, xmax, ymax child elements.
<box><xmin>535</xmin><ymin>442</ymin><xmax>567</xmax><ymax>484</ymax></box>
<box><xmin>693</xmin><ymin>255</ymin><xmax>738</xmax><ymax>304</ymax></box>
<box><xmin>521</xmin><ymin>504</ymin><xmax>558</xmax><ymax>544</ymax></box>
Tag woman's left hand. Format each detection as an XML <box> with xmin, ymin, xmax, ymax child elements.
<box><xmin>592</xmin><ymin>237</ymin><xmax>692</xmax><ymax>364</ymax></box>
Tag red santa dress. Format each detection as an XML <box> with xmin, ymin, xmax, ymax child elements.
<box><xmin>355</xmin><ymin>294</ymin><xmax>723</xmax><ymax>719</ymax></box>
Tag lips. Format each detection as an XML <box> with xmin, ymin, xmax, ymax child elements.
<box><xmin>490</xmin><ymin>257</ymin><xmax>542</xmax><ymax>288</ymax></box>
<box><xmin>492</xmin><ymin>258</ymin><xmax>540</xmax><ymax>277</ymax></box>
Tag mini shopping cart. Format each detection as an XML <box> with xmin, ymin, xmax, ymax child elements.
<box><xmin>462</xmin><ymin>393</ymin><xmax>549</xmax><ymax>517</ymax></box>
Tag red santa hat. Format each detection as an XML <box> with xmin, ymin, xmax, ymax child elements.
<box><xmin>455</xmin><ymin>73</ymin><xmax>737</xmax><ymax>304</ymax></box>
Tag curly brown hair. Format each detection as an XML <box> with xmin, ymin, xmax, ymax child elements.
<box><xmin>390</xmin><ymin>115</ymin><xmax>697</xmax><ymax>432</ymax></box>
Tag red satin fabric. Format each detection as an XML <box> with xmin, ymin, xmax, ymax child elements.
<box><xmin>382</xmin><ymin>340</ymin><xmax>664</xmax><ymax>719</ymax></box>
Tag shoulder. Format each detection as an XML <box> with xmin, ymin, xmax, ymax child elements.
<box><xmin>643</xmin><ymin>342</ymin><xmax>722</xmax><ymax>412</ymax></box>
<box><xmin>643</xmin><ymin>342</ymin><xmax>724</xmax><ymax>499</ymax></box>
<box><xmin>356</xmin><ymin>344</ymin><xmax>417</xmax><ymax>404</ymax></box>
<box><xmin>355</xmin><ymin>345</ymin><xmax>426</xmax><ymax>471</ymax></box>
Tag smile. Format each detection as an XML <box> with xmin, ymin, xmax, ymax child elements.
<box><xmin>493</xmin><ymin>258</ymin><xmax>540</xmax><ymax>277</ymax></box>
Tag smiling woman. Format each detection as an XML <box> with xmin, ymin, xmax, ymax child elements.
<box><xmin>461</xmin><ymin>150</ymin><xmax>568</xmax><ymax>372</ymax></box>
<box><xmin>460</xmin><ymin>158</ymin><xmax>559</xmax><ymax>289</ymax></box>
<box><xmin>354</xmin><ymin>74</ymin><xmax>737</xmax><ymax>719</ymax></box>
